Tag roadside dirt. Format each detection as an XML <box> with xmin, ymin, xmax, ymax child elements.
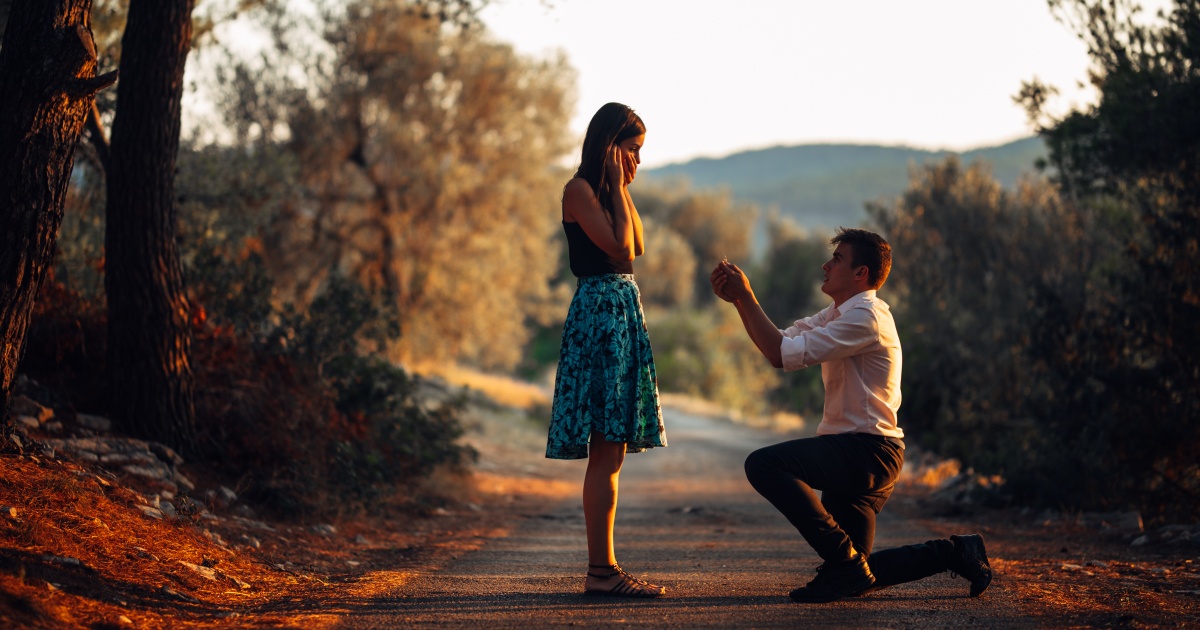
<box><xmin>1</xmin><ymin>393</ymin><xmax>1197</xmax><ymax>628</ymax></box>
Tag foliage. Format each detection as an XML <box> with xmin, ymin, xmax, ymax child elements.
<box><xmin>632</xmin><ymin>216</ymin><xmax>696</xmax><ymax>309</ymax></box>
<box><xmin>861</xmin><ymin>0</ymin><xmax>1200</xmax><ymax>523</ymax></box>
<box><xmin>750</xmin><ymin>213</ymin><xmax>831</xmax><ymax>417</ymax></box>
<box><xmin>189</xmin><ymin>248</ymin><xmax>473</xmax><ymax>517</ymax></box>
<box><xmin>634</xmin><ymin>181</ymin><xmax>757</xmax><ymax>305</ymax></box>
<box><xmin>1006</xmin><ymin>0</ymin><xmax>1200</xmax><ymax>520</ymax></box>
<box><xmin>647</xmin><ymin>306</ymin><xmax>780</xmax><ymax>418</ymax></box>
<box><xmin>751</xmin><ymin>212</ymin><xmax>829</xmax><ymax>328</ymax></box>
<box><xmin>201</xmin><ymin>0</ymin><xmax>575</xmax><ymax>371</ymax></box>
<box><xmin>870</xmin><ymin>159</ymin><xmax>1094</xmax><ymax>471</ymax></box>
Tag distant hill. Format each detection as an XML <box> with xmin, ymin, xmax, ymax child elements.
<box><xmin>642</xmin><ymin>137</ymin><xmax>1047</xmax><ymax>231</ymax></box>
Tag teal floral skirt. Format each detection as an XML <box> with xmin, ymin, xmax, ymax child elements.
<box><xmin>547</xmin><ymin>274</ymin><xmax>666</xmax><ymax>460</ymax></box>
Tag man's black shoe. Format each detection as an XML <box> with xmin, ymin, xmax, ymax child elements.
<box><xmin>949</xmin><ymin>534</ymin><xmax>992</xmax><ymax>597</ymax></box>
<box><xmin>789</xmin><ymin>553</ymin><xmax>876</xmax><ymax>603</ymax></box>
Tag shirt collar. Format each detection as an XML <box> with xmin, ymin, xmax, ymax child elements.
<box><xmin>832</xmin><ymin>290</ymin><xmax>877</xmax><ymax>315</ymax></box>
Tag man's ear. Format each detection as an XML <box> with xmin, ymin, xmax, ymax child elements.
<box><xmin>855</xmin><ymin>266</ymin><xmax>869</xmax><ymax>281</ymax></box>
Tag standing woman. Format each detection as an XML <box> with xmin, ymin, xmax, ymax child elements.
<box><xmin>547</xmin><ymin>102</ymin><xmax>667</xmax><ymax>598</ymax></box>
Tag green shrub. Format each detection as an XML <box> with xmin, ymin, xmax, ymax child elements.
<box><xmin>186</xmin><ymin>248</ymin><xmax>473</xmax><ymax>518</ymax></box>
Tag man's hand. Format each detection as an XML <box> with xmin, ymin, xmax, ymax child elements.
<box><xmin>710</xmin><ymin>263</ymin><xmax>736</xmax><ymax>303</ymax></box>
<box><xmin>714</xmin><ymin>260</ymin><xmax>754</xmax><ymax>304</ymax></box>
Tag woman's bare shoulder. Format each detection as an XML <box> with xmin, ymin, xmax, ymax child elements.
<box><xmin>563</xmin><ymin>177</ymin><xmax>594</xmax><ymax>197</ymax></box>
<box><xmin>562</xmin><ymin>178</ymin><xmax>598</xmax><ymax>222</ymax></box>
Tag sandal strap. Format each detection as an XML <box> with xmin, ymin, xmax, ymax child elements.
<box><xmin>587</xmin><ymin>563</ymin><xmax>620</xmax><ymax>579</ymax></box>
<box><xmin>585</xmin><ymin>564</ymin><xmax>664</xmax><ymax>597</ymax></box>
<box><xmin>605</xmin><ymin>571</ymin><xmax>662</xmax><ymax>597</ymax></box>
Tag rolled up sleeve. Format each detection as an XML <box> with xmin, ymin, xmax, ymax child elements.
<box><xmin>780</xmin><ymin>333</ymin><xmax>809</xmax><ymax>371</ymax></box>
<box><xmin>780</xmin><ymin>307</ymin><xmax>880</xmax><ymax>372</ymax></box>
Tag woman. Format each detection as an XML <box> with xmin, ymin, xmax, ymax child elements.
<box><xmin>547</xmin><ymin>102</ymin><xmax>667</xmax><ymax>598</ymax></box>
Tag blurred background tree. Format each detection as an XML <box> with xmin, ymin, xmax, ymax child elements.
<box><xmin>868</xmin><ymin>0</ymin><xmax>1199</xmax><ymax>520</ymax></box>
<box><xmin>1015</xmin><ymin>0</ymin><xmax>1199</xmax><ymax>520</ymax></box>
<box><xmin>202</xmin><ymin>0</ymin><xmax>574</xmax><ymax>371</ymax></box>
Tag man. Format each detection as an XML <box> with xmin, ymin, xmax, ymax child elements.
<box><xmin>710</xmin><ymin>227</ymin><xmax>992</xmax><ymax>603</ymax></box>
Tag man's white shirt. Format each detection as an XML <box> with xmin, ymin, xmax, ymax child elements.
<box><xmin>779</xmin><ymin>290</ymin><xmax>904</xmax><ymax>438</ymax></box>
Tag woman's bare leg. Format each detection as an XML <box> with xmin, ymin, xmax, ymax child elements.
<box><xmin>582</xmin><ymin>432</ymin><xmax>665</xmax><ymax>596</ymax></box>
<box><xmin>583</xmin><ymin>432</ymin><xmax>625</xmax><ymax>567</ymax></box>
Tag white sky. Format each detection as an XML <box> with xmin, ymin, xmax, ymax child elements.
<box><xmin>478</xmin><ymin>0</ymin><xmax>1170</xmax><ymax>167</ymax></box>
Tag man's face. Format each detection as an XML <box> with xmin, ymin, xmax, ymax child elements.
<box><xmin>820</xmin><ymin>242</ymin><xmax>865</xmax><ymax>302</ymax></box>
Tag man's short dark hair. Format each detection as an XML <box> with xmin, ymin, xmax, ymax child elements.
<box><xmin>831</xmin><ymin>227</ymin><xmax>891</xmax><ymax>290</ymax></box>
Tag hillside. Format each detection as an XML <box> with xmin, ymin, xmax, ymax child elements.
<box><xmin>642</xmin><ymin>137</ymin><xmax>1048</xmax><ymax>231</ymax></box>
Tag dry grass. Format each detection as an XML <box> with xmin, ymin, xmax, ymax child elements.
<box><xmin>411</xmin><ymin>363</ymin><xmax>551</xmax><ymax>411</ymax></box>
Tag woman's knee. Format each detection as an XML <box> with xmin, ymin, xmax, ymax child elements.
<box><xmin>588</xmin><ymin>436</ymin><xmax>627</xmax><ymax>469</ymax></box>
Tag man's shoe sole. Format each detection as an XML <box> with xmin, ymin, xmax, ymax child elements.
<box><xmin>789</xmin><ymin>575</ymin><xmax>876</xmax><ymax>603</ymax></box>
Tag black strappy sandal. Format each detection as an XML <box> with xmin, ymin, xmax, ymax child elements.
<box><xmin>584</xmin><ymin>563</ymin><xmax>666</xmax><ymax>598</ymax></box>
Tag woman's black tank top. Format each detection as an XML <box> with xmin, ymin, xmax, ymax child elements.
<box><xmin>563</xmin><ymin>221</ymin><xmax>633</xmax><ymax>277</ymax></box>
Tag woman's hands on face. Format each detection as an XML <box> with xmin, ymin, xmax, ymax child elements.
<box><xmin>605</xmin><ymin>144</ymin><xmax>626</xmax><ymax>188</ymax></box>
<box><xmin>623</xmin><ymin>150</ymin><xmax>637</xmax><ymax>185</ymax></box>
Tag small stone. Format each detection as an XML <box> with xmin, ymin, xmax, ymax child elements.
<box><xmin>42</xmin><ymin>555</ymin><xmax>82</xmax><ymax>567</ymax></box>
<box><xmin>174</xmin><ymin>472</ymin><xmax>196</xmax><ymax>492</ymax></box>
<box><xmin>42</xmin><ymin>421</ymin><xmax>63</xmax><ymax>433</ymax></box>
<box><xmin>118</xmin><ymin>615</ymin><xmax>133</xmax><ymax>625</ymax></box>
<box><xmin>9</xmin><ymin>395</ymin><xmax>53</xmax><ymax>422</ymax></box>
<box><xmin>137</xmin><ymin>505</ymin><xmax>164</xmax><ymax>520</ymax></box>
<box><xmin>1085</xmin><ymin>560</ymin><xmax>1109</xmax><ymax>568</ymax></box>
<box><xmin>1</xmin><ymin>506</ymin><xmax>16</xmax><ymax>518</ymax></box>
<box><xmin>203</xmin><ymin>530</ymin><xmax>227</xmax><ymax>547</ymax></box>
<box><xmin>179</xmin><ymin>561</ymin><xmax>217</xmax><ymax>581</ymax></box>
<box><xmin>354</xmin><ymin>535</ymin><xmax>371</xmax><ymax>545</ymax></box>
<box><xmin>75</xmin><ymin>414</ymin><xmax>112</xmax><ymax>431</ymax></box>
<box><xmin>1132</xmin><ymin>535</ymin><xmax>1149</xmax><ymax>547</ymax></box>
<box><xmin>311</xmin><ymin>524</ymin><xmax>337</xmax><ymax>536</ymax></box>
<box><xmin>217</xmin><ymin>570</ymin><xmax>251</xmax><ymax>589</ymax></box>
<box><xmin>14</xmin><ymin>415</ymin><xmax>40</xmax><ymax>429</ymax></box>
<box><xmin>1061</xmin><ymin>563</ymin><xmax>1083</xmax><ymax>571</ymax></box>
<box><xmin>160</xmin><ymin>585</ymin><xmax>200</xmax><ymax>603</ymax></box>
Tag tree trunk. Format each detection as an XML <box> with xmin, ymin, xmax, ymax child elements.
<box><xmin>0</xmin><ymin>0</ymin><xmax>114</xmax><ymax>427</ymax></box>
<box><xmin>104</xmin><ymin>0</ymin><xmax>196</xmax><ymax>454</ymax></box>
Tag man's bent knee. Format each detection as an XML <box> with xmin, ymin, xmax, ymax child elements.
<box><xmin>744</xmin><ymin>447</ymin><xmax>775</xmax><ymax>485</ymax></box>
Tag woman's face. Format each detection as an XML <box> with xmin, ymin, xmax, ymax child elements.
<box><xmin>618</xmin><ymin>134</ymin><xmax>645</xmax><ymax>165</ymax></box>
<box><xmin>618</xmin><ymin>133</ymin><xmax>645</xmax><ymax>180</ymax></box>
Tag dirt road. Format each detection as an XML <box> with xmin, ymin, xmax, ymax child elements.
<box><xmin>335</xmin><ymin>409</ymin><xmax>1034</xmax><ymax>628</ymax></box>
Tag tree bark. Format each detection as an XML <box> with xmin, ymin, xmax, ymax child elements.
<box><xmin>104</xmin><ymin>0</ymin><xmax>196</xmax><ymax>454</ymax></box>
<box><xmin>0</xmin><ymin>0</ymin><xmax>114</xmax><ymax>427</ymax></box>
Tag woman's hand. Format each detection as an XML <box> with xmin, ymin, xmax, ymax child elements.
<box><xmin>605</xmin><ymin>144</ymin><xmax>626</xmax><ymax>188</ymax></box>
<box><xmin>623</xmin><ymin>150</ymin><xmax>637</xmax><ymax>185</ymax></box>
